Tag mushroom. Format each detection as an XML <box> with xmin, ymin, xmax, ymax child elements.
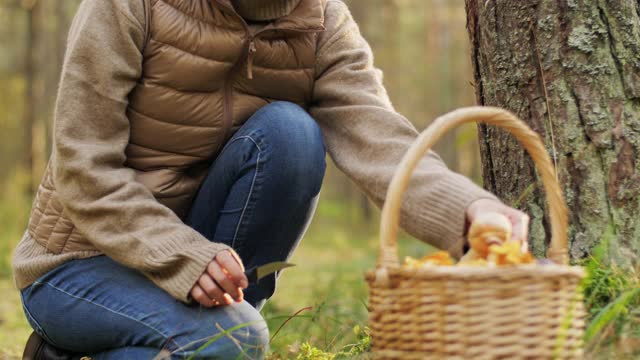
<box><xmin>467</xmin><ymin>212</ymin><xmax>512</xmax><ymax>258</ymax></box>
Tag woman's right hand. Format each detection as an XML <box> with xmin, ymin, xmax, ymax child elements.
<box><xmin>190</xmin><ymin>250</ymin><xmax>249</xmax><ymax>307</ymax></box>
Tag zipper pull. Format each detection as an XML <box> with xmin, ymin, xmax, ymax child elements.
<box><xmin>247</xmin><ymin>40</ymin><xmax>257</xmax><ymax>80</ymax></box>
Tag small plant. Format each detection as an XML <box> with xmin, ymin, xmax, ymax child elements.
<box><xmin>583</xmin><ymin>235</ymin><xmax>640</xmax><ymax>358</ymax></box>
<box><xmin>334</xmin><ymin>325</ymin><xmax>371</xmax><ymax>358</ymax></box>
<box><xmin>294</xmin><ymin>342</ymin><xmax>335</xmax><ymax>360</ymax></box>
<box><xmin>277</xmin><ymin>325</ymin><xmax>371</xmax><ymax>360</ymax></box>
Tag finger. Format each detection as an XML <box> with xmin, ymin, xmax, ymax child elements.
<box><xmin>191</xmin><ymin>285</ymin><xmax>216</xmax><ymax>308</ymax></box>
<box><xmin>207</xmin><ymin>260</ymin><xmax>243</xmax><ymax>303</ymax></box>
<box><xmin>228</xmin><ymin>250</ymin><xmax>246</xmax><ymax>272</ymax></box>
<box><xmin>216</xmin><ymin>251</ymin><xmax>249</xmax><ymax>289</ymax></box>
<box><xmin>519</xmin><ymin>214</ymin><xmax>530</xmax><ymax>251</ymax></box>
<box><xmin>510</xmin><ymin>211</ymin><xmax>530</xmax><ymax>243</ymax></box>
<box><xmin>198</xmin><ymin>274</ymin><xmax>227</xmax><ymax>305</ymax></box>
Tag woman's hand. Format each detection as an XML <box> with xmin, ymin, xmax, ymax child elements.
<box><xmin>190</xmin><ymin>250</ymin><xmax>249</xmax><ymax>307</ymax></box>
<box><xmin>465</xmin><ymin>198</ymin><xmax>530</xmax><ymax>248</ymax></box>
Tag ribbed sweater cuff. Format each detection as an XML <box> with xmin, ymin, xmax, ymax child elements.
<box><xmin>147</xmin><ymin>230</ymin><xmax>233</xmax><ymax>303</ymax></box>
<box><xmin>417</xmin><ymin>175</ymin><xmax>498</xmax><ymax>259</ymax></box>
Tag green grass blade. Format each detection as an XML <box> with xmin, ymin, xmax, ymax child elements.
<box><xmin>185</xmin><ymin>321</ymin><xmax>257</xmax><ymax>360</ymax></box>
<box><xmin>584</xmin><ymin>287</ymin><xmax>640</xmax><ymax>343</ymax></box>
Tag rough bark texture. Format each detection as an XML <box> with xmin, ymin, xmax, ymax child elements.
<box><xmin>465</xmin><ymin>0</ymin><xmax>640</xmax><ymax>265</ymax></box>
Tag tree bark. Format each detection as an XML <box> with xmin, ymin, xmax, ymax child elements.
<box><xmin>22</xmin><ymin>0</ymin><xmax>38</xmax><ymax>195</ymax></box>
<box><xmin>465</xmin><ymin>0</ymin><xmax>640</xmax><ymax>265</ymax></box>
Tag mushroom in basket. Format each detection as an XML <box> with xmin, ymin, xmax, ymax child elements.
<box><xmin>403</xmin><ymin>212</ymin><xmax>534</xmax><ymax>268</ymax></box>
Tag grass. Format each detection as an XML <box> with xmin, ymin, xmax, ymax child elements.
<box><xmin>0</xmin><ymin>170</ymin><xmax>30</xmax><ymax>279</ymax></box>
<box><xmin>0</xmin><ymin>278</ymin><xmax>31</xmax><ymax>359</ymax></box>
<box><xmin>0</xmin><ymin>170</ymin><xmax>638</xmax><ymax>358</ymax></box>
<box><xmin>0</xmin><ymin>170</ymin><xmax>33</xmax><ymax>359</ymax></box>
<box><xmin>582</xmin><ymin>237</ymin><xmax>640</xmax><ymax>359</ymax></box>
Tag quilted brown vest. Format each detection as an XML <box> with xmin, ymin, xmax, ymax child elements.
<box><xmin>27</xmin><ymin>0</ymin><xmax>326</xmax><ymax>254</ymax></box>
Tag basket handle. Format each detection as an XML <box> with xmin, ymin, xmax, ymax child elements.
<box><xmin>379</xmin><ymin>107</ymin><xmax>569</xmax><ymax>267</ymax></box>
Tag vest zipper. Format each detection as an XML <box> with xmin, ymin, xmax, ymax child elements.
<box><xmin>247</xmin><ymin>40</ymin><xmax>257</xmax><ymax>80</ymax></box>
<box><xmin>218</xmin><ymin>2</ymin><xmax>324</xmax><ymax>143</ymax></box>
<box><xmin>221</xmin><ymin>36</ymin><xmax>253</xmax><ymax>141</ymax></box>
<box><xmin>221</xmin><ymin>27</ymin><xmax>259</xmax><ymax>141</ymax></box>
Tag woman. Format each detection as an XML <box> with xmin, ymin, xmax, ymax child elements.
<box><xmin>15</xmin><ymin>0</ymin><xmax>527</xmax><ymax>358</ymax></box>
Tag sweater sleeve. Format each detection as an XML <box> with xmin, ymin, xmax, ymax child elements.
<box><xmin>310</xmin><ymin>0</ymin><xmax>498</xmax><ymax>257</ymax></box>
<box><xmin>52</xmin><ymin>0</ymin><xmax>230</xmax><ymax>302</ymax></box>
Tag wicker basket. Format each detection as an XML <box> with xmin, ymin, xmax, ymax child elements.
<box><xmin>365</xmin><ymin>107</ymin><xmax>585</xmax><ymax>359</ymax></box>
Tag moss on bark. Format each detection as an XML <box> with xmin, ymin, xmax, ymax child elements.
<box><xmin>465</xmin><ymin>0</ymin><xmax>640</xmax><ymax>265</ymax></box>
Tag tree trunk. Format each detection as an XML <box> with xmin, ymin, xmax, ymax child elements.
<box><xmin>46</xmin><ymin>0</ymin><xmax>67</xmax><ymax>160</ymax></box>
<box><xmin>22</xmin><ymin>0</ymin><xmax>38</xmax><ymax>195</ymax></box>
<box><xmin>465</xmin><ymin>0</ymin><xmax>640</xmax><ymax>265</ymax></box>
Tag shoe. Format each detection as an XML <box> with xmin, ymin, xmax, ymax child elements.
<box><xmin>22</xmin><ymin>331</ymin><xmax>77</xmax><ymax>360</ymax></box>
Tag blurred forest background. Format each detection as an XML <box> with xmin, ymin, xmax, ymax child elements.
<box><xmin>0</xmin><ymin>0</ymin><xmax>483</xmax><ymax>357</ymax></box>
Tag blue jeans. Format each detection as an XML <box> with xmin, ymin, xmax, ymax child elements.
<box><xmin>20</xmin><ymin>102</ymin><xmax>327</xmax><ymax>359</ymax></box>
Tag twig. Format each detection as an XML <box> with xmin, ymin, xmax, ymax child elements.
<box><xmin>531</xmin><ymin>22</ymin><xmax>559</xmax><ymax>179</ymax></box>
<box><xmin>270</xmin><ymin>306</ymin><xmax>313</xmax><ymax>342</ymax></box>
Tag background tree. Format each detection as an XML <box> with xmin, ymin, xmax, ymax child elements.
<box><xmin>465</xmin><ymin>0</ymin><xmax>640</xmax><ymax>265</ymax></box>
<box><xmin>23</xmin><ymin>0</ymin><xmax>37</xmax><ymax>195</ymax></box>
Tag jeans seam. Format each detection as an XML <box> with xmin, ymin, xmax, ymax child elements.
<box><xmin>219</xmin><ymin>135</ymin><xmax>263</xmax><ymax>155</ymax></box>
<box><xmin>231</xmin><ymin>137</ymin><xmax>262</xmax><ymax>249</ymax></box>
<box><xmin>36</xmin><ymin>281</ymin><xmax>183</xmax><ymax>351</ymax></box>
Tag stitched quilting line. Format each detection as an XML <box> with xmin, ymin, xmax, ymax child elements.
<box><xmin>149</xmin><ymin>33</ymin><xmax>315</xmax><ymax>72</ymax></box>
<box><xmin>126</xmin><ymin>138</ymin><xmax>214</xmax><ymax>160</ymax></box>
<box><xmin>129</xmin><ymin>107</ymin><xmax>221</xmax><ymax>130</ymax></box>
<box><xmin>50</xmin><ymin>210</ymin><xmax>73</xmax><ymax>253</ymax></box>
<box><xmin>136</xmin><ymin>79</ymin><xmax>223</xmax><ymax>96</ymax></box>
<box><xmin>36</xmin><ymin>281</ymin><xmax>183</xmax><ymax>351</ymax></box>
<box><xmin>30</xmin><ymin>189</ymin><xmax>67</xmax><ymax>254</ymax></box>
<box><xmin>58</xmin><ymin>221</ymin><xmax>78</xmax><ymax>253</ymax></box>
<box><xmin>148</xmin><ymin>37</ymin><xmax>234</xmax><ymax>66</ymax></box>
<box><xmin>31</xmin><ymin>187</ymin><xmax>54</xmax><ymax>235</ymax></box>
<box><xmin>44</xmin><ymin>207</ymin><xmax>66</xmax><ymax>254</ymax></box>
<box><xmin>125</xmin><ymin>143</ymin><xmax>208</xmax><ymax>164</ymax></box>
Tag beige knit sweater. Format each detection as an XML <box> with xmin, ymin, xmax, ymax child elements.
<box><xmin>12</xmin><ymin>0</ymin><xmax>497</xmax><ymax>302</ymax></box>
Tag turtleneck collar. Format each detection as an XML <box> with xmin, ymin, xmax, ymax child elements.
<box><xmin>230</xmin><ymin>0</ymin><xmax>303</xmax><ymax>21</ymax></box>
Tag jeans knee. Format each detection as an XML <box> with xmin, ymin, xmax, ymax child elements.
<box><xmin>179</xmin><ymin>302</ymin><xmax>270</xmax><ymax>359</ymax></box>
<box><xmin>258</xmin><ymin>102</ymin><xmax>323</xmax><ymax>146</ymax></box>
<box><xmin>230</xmin><ymin>315</ymin><xmax>270</xmax><ymax>359</ymax></box>
<box><xmin>256</xmin><ymin>102</ymin><xmax>326</xmax><ymax>196</ymax></box>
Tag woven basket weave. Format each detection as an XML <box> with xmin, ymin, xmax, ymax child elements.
<box><xmin>365</xmin><ymin>107</ymin><xmax>585</xmax><ymax>359</ymax></box>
